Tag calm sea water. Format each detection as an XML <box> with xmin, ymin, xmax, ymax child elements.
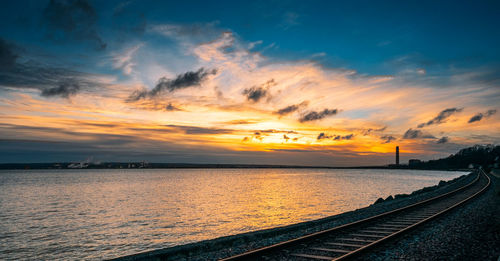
<box><xmin>0</xmin><ymin>168</ymin><xmax>467</xmax><ymax>260</ymax></box>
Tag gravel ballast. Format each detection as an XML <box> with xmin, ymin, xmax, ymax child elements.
<box><xmin>114</xmin><ymin>172</ymin><xmax>480</xmax><ymax>261</ymax></box>
<box><xmin>357</xmin><ymin>172</ymin><xmax>500</xmax><ymax>261</ymax></box>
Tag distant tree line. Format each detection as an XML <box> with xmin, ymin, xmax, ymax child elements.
<box><xmin>409</xmin><ymin>145</ymin><xmax>500</xmax><ymax>171</ymax></box>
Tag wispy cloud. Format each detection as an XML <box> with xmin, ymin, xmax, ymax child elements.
<box><xmin>149</xmin><ymin>21</ymin><xmax>222</xmax><ymax>43</ymax></box>
<box><xmin>165</xmin><ymin>103</ymin><xmax>182</xmax><ymax>111</ymax></box>
<box><xmin>279</xmin><ymin>12</ymin><xmax>300</xmax><ymax>30</ymax></box>
<box><xmin>0</xmin><ymin>38</ymin><xmax>17</xmax><ymax>71</ymax></box>
<box><xmin>381</xmin><ymin>135</ymin><xmax>396</xmax><ymax>143</ymax></box>
<box><xmin>41</xmin><ymin>81</ymin><xmax>80</xmax><ymax>98</ymax></box>
<box><xmin>436</xmin><ymin>136</ymin><xmax>449</xmax><ymax>144</ymax></box>
<box><xmin>300</xmin><ymin>109</ymin><xmax>339</xmax><ymax>122</ymax></box>
<box><xmin>468</xmin><ymin>109</ymin><xmax>497</xmax><ymax>123</ymax></box>
<box><xmin>403</xmin><ymin>128</ymin><xmax>436</xmax><ymax>139</ymax></box>
<box><xmin>165</xmin><ymin>124</ymin><xmax>233</xmax><ymax>135</ymax></box>
<box><xmin>0</xmin><ymin>40</ymin><xmax>106</xmax><ymax>98</ymax></box>
<box><xmin>242</xmin><ymin>79</ymin><xmax>276</xmax><ymax>102</ymax></box>
<box><xmin>274</xmin><ymin>101</ymin><xmax>309</xmax><ymax>116</ymax></box>
<box><xmin>417</xmin><ymin>107</ymin><xmax>463</xmax><ymax>128</ymax></box>
<box><xmin>317</xmin><ymin>133</ymin><xmax>354</xmax><ymax>141</ymax></box>
<box><xmin>111</xmin><ymin>44</ymin><xmax>142</xmax><ymax>75</ymax></box>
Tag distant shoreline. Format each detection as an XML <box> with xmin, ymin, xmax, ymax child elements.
<box><xmin>0</xmin><ymin>162</ymin><xmax>470</xmax><ymax>171</ymax></box>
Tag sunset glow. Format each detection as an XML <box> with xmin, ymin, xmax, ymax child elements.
<box><xmin>1</xmin><ymin>1</ymin><xmax>498</xmax><ymax>166</ymax></box>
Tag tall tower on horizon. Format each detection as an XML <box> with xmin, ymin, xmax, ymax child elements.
<box><xmin>396</xmin><ymin>146</ymin><xmax>400</xmax><ymax>165</ymax></box>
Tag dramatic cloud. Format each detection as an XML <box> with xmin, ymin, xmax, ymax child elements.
<box><xmin>42</xmin><ymin>0</ymin><xmax>106</xmax><ymax>50</ymax></box>
<box><xmin>299</xmin><ymin>109</ymin><xmax>339</xmax><ymax>122</ymax></box>
<box><xmin>436</xmin><ymin>136</ymin><xmax>449</xmax><ymax>144</ymax></box>
<box><xmin>468</xmin><ymin>109</ymin><xmax>497</xmax><ymax>123</ymax></box>
<box><xmin>0</xmin><ymin>49</ymin><xmax>104</xmax><ymax>98</ymax></box>
<box><xmin>128</xmin><ymin>68</ymin><xmax>217</xmax><ymax>101</ymax></box>
<box><xmin>41</xmin><ymin>81</ymin><xmax>80</xmax><ymax>98</ymax></box>
<box><xmin>242</xmin><ymin>79</ymin><xmax>276</xmax><ymax>102</ymax></box>
<box><xmin>417</xmin><ymin>108</ymin><xmax>463</xmax><ymax>128</ymax></box>
<box><xmin>381</xmin><ymin>135</ymin><xmax>396</xmax><ymax>144</ymax></box>
<box><xmin>403</xmin><ymin>128</ymin><xmax>436</xmax><ymax>139</ymax></box>
<box><xmin>0</xmin><ymin>38</ymin><xmax>17</xmax><ymax>71</ymax></box>
<box><xmin>274</xmin><ymin>101</ymin><xmax>309</xmax><ymax>116</ymax></box>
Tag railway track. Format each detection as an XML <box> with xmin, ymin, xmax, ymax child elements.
<box><xmin>220</xmin><ymin>169</ymin><xmax>491</xmax><ymax>261</ymax></box>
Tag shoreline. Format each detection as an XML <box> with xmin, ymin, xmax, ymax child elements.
<box><xmin>0</xmin><ymin>164</ymin><xmax>471</xmax><ymax>171</ymax></box>
<box><xmin>111</xmin><ymin>172</ymin><xmax>475</xmax><ymax>260</ymax></box>
<box><xmin>360</xmin><ymin>171</ymin><xmax>499</xmax><ymax>260</ymax></box>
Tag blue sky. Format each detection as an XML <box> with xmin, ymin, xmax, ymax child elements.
<box><xmin>3</xmin><ymin>0</ymin><xmax>499</xmax><ymax>74</ymax></box>
<box><xmin>0</xmin><ymin>0</ymin><xmax>498</xmax><ymax>165</ymax></box>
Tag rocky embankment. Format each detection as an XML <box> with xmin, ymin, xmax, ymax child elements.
<box><xmin>357</xmin><ymin>171</ymin><xmax>500</xmax><ymax>261</ymax></box>
<box><xmin>114</xmin><ymin>172</ymin><xmax>479</xmax><ymax>261</ymax></box>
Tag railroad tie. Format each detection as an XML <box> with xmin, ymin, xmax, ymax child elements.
<box><xmin>291</xmin><ymin>253</ymin><xmax>335</xmax><ymax>260</ymax></box>
<box><xmin>310</xmin><ymin>247</ymin><xmax>351</xmax><ymax>253</ymax></box>
<box><xmin>325</xmin><ymin>242</ymin><xmax>365</xmax><ymax>248</ymax></box>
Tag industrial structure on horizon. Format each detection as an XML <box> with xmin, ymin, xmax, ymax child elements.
<box><xmin>396</xmin><ymin>146</ymin><xmax>400</xmax><ymax>166</ymax></box>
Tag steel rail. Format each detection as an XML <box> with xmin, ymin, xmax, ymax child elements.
<box><xmin>332</xmin><ymin>168</ymin><xmax>490</xmax><ymax>260</ymax></box>
<box><xmin>220</xmin><ymin>169</ymin><xmax>490</xmax><ymax>261</ymax></box>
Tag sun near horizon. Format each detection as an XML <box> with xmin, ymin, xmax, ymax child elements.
<box><xmin>1</xmin><ymin>0</ymin><xmax>499</xmax><ymax>166</ymax></box>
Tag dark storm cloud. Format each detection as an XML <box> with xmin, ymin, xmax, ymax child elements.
<box><xmin>299</xmin><ymin>109</ymin><xmax>339</xmax><ymax>122</ymax></box>
<box><xmin>403</xmin><ymin>128</ymin><xmax>436</xmax><ymax>139</ymax></box>
<box><xmin>468</xmin><ymin>109</ymin><xmax>497</xmax><ymax>123</ymax></box>
<box><xmin>417</xmin><ymin>108</ymin><xmax>463</xmax><ymax>128</ymax></box>
<box><xmin>42</xmin><ymin>0</ymin><xmax>106</xmax><ymax>50</ymax></box>
<box><xmin>0</xmin><ymin>38</ymin><xmax>18</xmax><ymax>71</ymax></box>
<box><xmin>128</xmin><ymin>68</ymin><xmax>217</xmax><ymax>101</ymax></box>
<box><xmin>381</xmin><ymin>135</ymin><xmax>396</xmax><ymax>144</ymax></box>
<box><xmin>274</xmin><ymin>101</ymin><xmax>309</xmax><ymax>116</ymax></box>
<box><xmin>436</xmin><ymin>136</ymin><xmax>449</xmax><ymax>144</ymax></box>
<box><xmin>41</xmin><ymin>81</ymin><xmax>80</xmax><ymax>98</ymax></box>
<box><xmin>242</xmin><ymin>79</ymin><xmax>276</xmax><ymax>102</ymax></box>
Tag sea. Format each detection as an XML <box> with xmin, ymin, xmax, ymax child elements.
<box><xmin>0</xmin><ymin>168</ymin><xmax>467</xmax><ymax>260</ymax></box>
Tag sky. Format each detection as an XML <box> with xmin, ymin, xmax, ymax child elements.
<box><xmin>0</xmin><ymin>0</ymin><xmax>499</xmax><ymax>166</ymax></box>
